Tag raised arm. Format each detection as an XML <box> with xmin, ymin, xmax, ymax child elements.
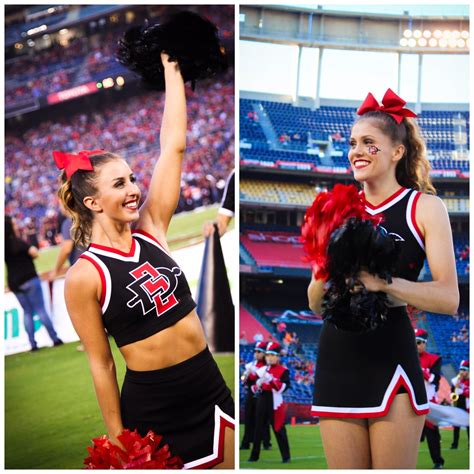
<box><xmin>138</xmin><ymin>53</ymin><xmax>187</xmax><ymax>245</ymax></box>
<box><xmin>358</xmin><ymin>194</ymin><xmax>459</xmax><ymax>315</ymax></box>
<box><xmin>64</xmin><ymin>260</ymin><xmax>124</xmax><ymax>446</ymax></box>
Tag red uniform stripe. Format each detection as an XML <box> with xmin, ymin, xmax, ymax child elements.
<box><xmin>79</xmin><ymin>254</ymin><xmax>106</xmax><ymax>307</ymax></box>
<box><xmin>311</xmin><ymin>376</ymin><xmax>429</xmax><ymax>418</ymax></box>
<box><xmin>89</xmin><ymin>238</ymin><xmax>136</xmax><ymax>257</ymax></box>
<box><xmin>132</xmin><ymin>228</ymin><xmax>166</xmax><ymax>249</ymax></box>
<box><xmin>410</xmin><ymin>191</ymin><xmax>424</xmax><ymax>243</ymax></box>
<box><xmin>363</xmin><ymin>187</ymin><xmax>407</xmax><ymax>210</ymax></box>
<box><xmin>189</xmin><ymin>416</ymin><xmax>235</xmax><ymax>469</ymax></box>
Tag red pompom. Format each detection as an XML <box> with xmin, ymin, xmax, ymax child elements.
<box><xmin>301</xmin><ymin>184</ymin><xmax>381</xmax><ymax>280</ymax></box>
<box><xmin>84</xmin><ymin>429</ymin><xmax>183</xmax><ymax>469</ymax></box>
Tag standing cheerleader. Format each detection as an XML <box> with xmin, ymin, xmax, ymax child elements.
<box><xmin>308</xmin><ymin>89</ymin><xmax>459</xmax><ymax>468</ymax></box>
<box><xmin>58</xmin><ymin>53</ymin><xmax>234</xmax><ymax>469</ymax></box>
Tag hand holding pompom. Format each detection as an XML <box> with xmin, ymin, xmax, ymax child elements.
<box><xmin>301</xmin><ymin>184</ymin><xmax>400</xmax><ymax>332</ymax></box>
<box><xmin>84</xmin><ymin>429</ymin><xmax>183</xmax><ymax>469</ymax></box>
<box><xmin>117</xmin><ymin>11</ymin><xmax>227</xmax><ymax>91</ymax></box>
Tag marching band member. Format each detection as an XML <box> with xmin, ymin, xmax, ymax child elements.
<box><xmin>451</xmin><ymin>359</ymin><xmax>470</xmax><ymax>449</ymax></box>
<box><xmin>240</xmin><ymin>341</ymin><xmax>271</xmax><ymax>450</ymax></box>
<box><xmin>416</xmin><ymin>328</ymin><xmax>445</xmax><ymax>469</ymax></box>
<box><xmin>248</xmin><ymin>342</ymin><xmax>291</xmax><ymax>463</ymax></box>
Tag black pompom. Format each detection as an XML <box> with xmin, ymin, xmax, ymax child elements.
<box><xmin>321</xmin><ymin>218</ymin><xmax>400</xmax><ymax>332</ymax></box>
<box><xmin>117</xmin><ymin>11</ymin><xmax>228</xmax><ymax>91</ymax></box>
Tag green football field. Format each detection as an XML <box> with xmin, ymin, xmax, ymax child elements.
<box><xmin>5</xmin><ymin>342</ymin><xmax>234</xmax><ymax>469</ymax></box>
<box><xmin>239</xmin><ymin>424</ymin><xmax>469</xmax><ymax>469</ymax></box>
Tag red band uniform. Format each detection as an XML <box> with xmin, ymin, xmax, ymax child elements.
<box><xmin>450</xmin><ymin>359</ymin><xmax>470</xmax><ymax>448</ymax></box>
<box><xmin>416</xmin><ymin>328</ymin><xmax>445</xmax><ymax>468</ymax></box>
<box><xmin>240</xmin><ymin>341</ymin><xmax>271</xmax><ymax>450</ymax></box>
<box><xmin>249</xmin><ymin>342</ymin><xmax>291</xmax><ymax>463</ymax></box>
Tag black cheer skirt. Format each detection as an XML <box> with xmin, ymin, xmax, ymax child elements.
<box><xmin>120</xmin><ymin>346</ymin><xmax>234</xmax><ymax>469</ymax></box>
<box><xmin>312</xmin><ymin>306</ymin><xmax>429</xmax><ymax>418</ymax></box>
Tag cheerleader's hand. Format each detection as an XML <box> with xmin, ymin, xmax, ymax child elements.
<box><xmin>356</xmin><ymin>270</ymin><xmax>388</xmax><ymax>293</ymax></box>
<box><xmin>161</xmin><ymin>52</ymin><xmax>179</xmax><ymax>71</ymax></box>
<box><xmin>109</xmin><ymin>434</ymin><xmax>126</xmax><ymax>452</ymax></box>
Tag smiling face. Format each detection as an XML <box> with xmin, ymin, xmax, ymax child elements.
<box><xmin>85</xmin><ymin>159</ymin><xmax>141</xmax><ymax>223</ymax></box>
<box><xmin>349</xmin><ymin>119</ymin><xmax>405</xmax><ymax>184</ymax></box>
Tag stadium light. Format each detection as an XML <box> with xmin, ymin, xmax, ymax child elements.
<box><xmin>408</xmin><ymin>38</ymin><xmax>417</xmax><ymax>47</ymax></box>
<box><xmin>102</xmin><ymin>77</ymin><xmax>114</xmax><ymax>89</ymax></box>
<box><xmin>413</xmin><ymin>29</ymin><xmax>422</xmax><ymax>39</ymax></box>
<box><xmin>448</xmin><ymin>38</ymin><xmax>458</xmax><ymax>48</ymax></box>
<box><xmin>403</xmin><ymin>29</ymin><xmax>412</xmax><ymax>38</ymax></box>
<box><xmin>461</xmin><ymin>30</ymin><xmax>469</xmax><ymax>39</ymax></box>
<box><xmin>429</xmin><ymin>38</ymin><xmax>438</xmax><ymax>47</ymax></box>
<box><xmin>423</xmin><ymin>30</ymin><xmax>432</xmax><ymax>38</ymax></box>
<box><xmin>400</xmin><ymin>38</ymin><xmax>408</xmax><ymax>47</ymax></box>
<box><xmin>14</xmin><ymin>43</ymin><xmax>23</xmax><ymax>50</ymax></box>
<box><xmin>96</xmin><ymin>82</ymin><xmax>103</xmax><ymax>89</ymax></box>
<box><xmin>443</xmin><ymin>30</ymin><xmax>451</xmax><ymax>38</ymax></box>
<box><xmin>457</xmin><ymin>39</ymin><xmax>466</xmax><ymax>48</ymax></box>
<box><xmin>439</xmin><ymin>38</ymin><xmax>448</xmax><ymax>47</ymax></box>
<box><xmin>27</xmin><ymin>39</ymin><xmax>35</xmax><ymax>47</ymax></box>
<box><xmin>418</xmin><ymin>38</ymin><xmax>427</xmax><ymax>47</ymax></box>
<box><xmin>27</xmin><ymin>24</ymin><xmax>47</xmax><ymax>36</ymax></box>
<box><xmin>116</xmin><ymin>76</ymin><xmax>125</xmax><ymax>87</ymax></box>
<box><xmin>452</xmin><ymin>30</ymin><xmax>461</xmax><ymax>39</ymax></box>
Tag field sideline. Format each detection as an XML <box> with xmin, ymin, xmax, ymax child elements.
<box><xmin>5</xmin><ymin>342</ymin><xmax>234</xmax><ymax>469</ymax></box>
<box><xmin>5</xmin><ymin>205</ymin><xmax>235</xmax><ymax>468</ymax></box>
<box><xmin>239</xmin><ymin>424</ymin><xmax>469</xmax><ymax>469</ymax></box>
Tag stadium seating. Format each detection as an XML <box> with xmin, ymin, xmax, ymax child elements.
<box><xmin>6</xmin><ymin>6</ymin><xmax>233</xmax><ymax>107</ymax></box>
<box><xmin>240</xmin><ymin>230</ymin><xmax>309</xmax><ymax>269</ymax></box>
<box><xmin>426</xmin><ymin>313</ymin><xmax>469</xmax><ymax>368</ymax></box>
<box><xmin>242</xmin><ymin>228</ymin><xmax>469</xmax><ymax>276</ymax></box>
<box><xmin>241</xmin><ymin>179</ymin><xmax>469</xmax><ymax>214</ymax></box>
<box><xmin>240</xmin><ymin>304</ymin><xmax>271</xmax><ymax>342</ymax></box>
<box><xmin>240</xmin><ymin>99</ymin><xmax>470</xmax><ymax>173</ymax></box>
<box><xmin>5</xmin><ymin>73</ymin><xmax>234</xmax><ymax>244</ymax></box>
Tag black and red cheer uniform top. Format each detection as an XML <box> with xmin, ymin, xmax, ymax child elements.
<box><xmin>363</xmin><ymin>187</ymin><xmax>426</xmax><ymax>282</ymax></box>
<box><xmin>79</xmin><ymin>229</ymin><xmax>196</xmax><ymax>347</ymax></box>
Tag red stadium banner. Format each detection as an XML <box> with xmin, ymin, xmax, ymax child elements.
<box><xmin>47</xmin><ymin>82</ymin><xmax>98</xmax><ymax>105</ymax></box>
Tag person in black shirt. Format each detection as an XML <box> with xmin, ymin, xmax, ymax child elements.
<box><xmin>203</xmin><ymin>169</ymin><xmax>234</xmax><ymax>237</ymax></box>
<box><xmin>5</xmin><ymin>216</ymin><xmax>63</xmax><ymax>351</ymax></box>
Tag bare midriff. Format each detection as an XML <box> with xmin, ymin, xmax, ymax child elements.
<box><xmin>118</xmin><ymin>310</ymin><xmax>207</xmax><ymax>371</ymax></box>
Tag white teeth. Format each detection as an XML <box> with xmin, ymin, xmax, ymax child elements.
<box><xmin>124</xmin><ymin>201</ymin><xmax>137</xmax><ymax>209</ymax></box>
<box><xmin>354</xmin><ymin>160</ymin><xmax>370</xmax><ymax>169</ymax></box>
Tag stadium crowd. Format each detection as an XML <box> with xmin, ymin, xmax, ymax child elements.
<box><xmin>5</xmin><ymin>71</ymin><xmax>234</xmax><ymax>245</ymax></box>
<box><xmin>6</xmin><ymin>6</ymin><xmax>234</xmax><ymax>107</ymax></box>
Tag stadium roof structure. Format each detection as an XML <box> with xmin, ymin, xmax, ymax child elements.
<box><xmin>240</xmin><ymin>4</ymin><xmax>469</xmax><ymax>54</ymax></box>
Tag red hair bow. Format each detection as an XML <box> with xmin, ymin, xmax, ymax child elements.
<box><xmin>357</xmin><ymin>88</ymin><xmax>417</xmax><ymax>124</ymax></box>
<box><xmin>53</xmin><ymin>150</ymin><xmax>104</xmax><ymax>178</ymax></box>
